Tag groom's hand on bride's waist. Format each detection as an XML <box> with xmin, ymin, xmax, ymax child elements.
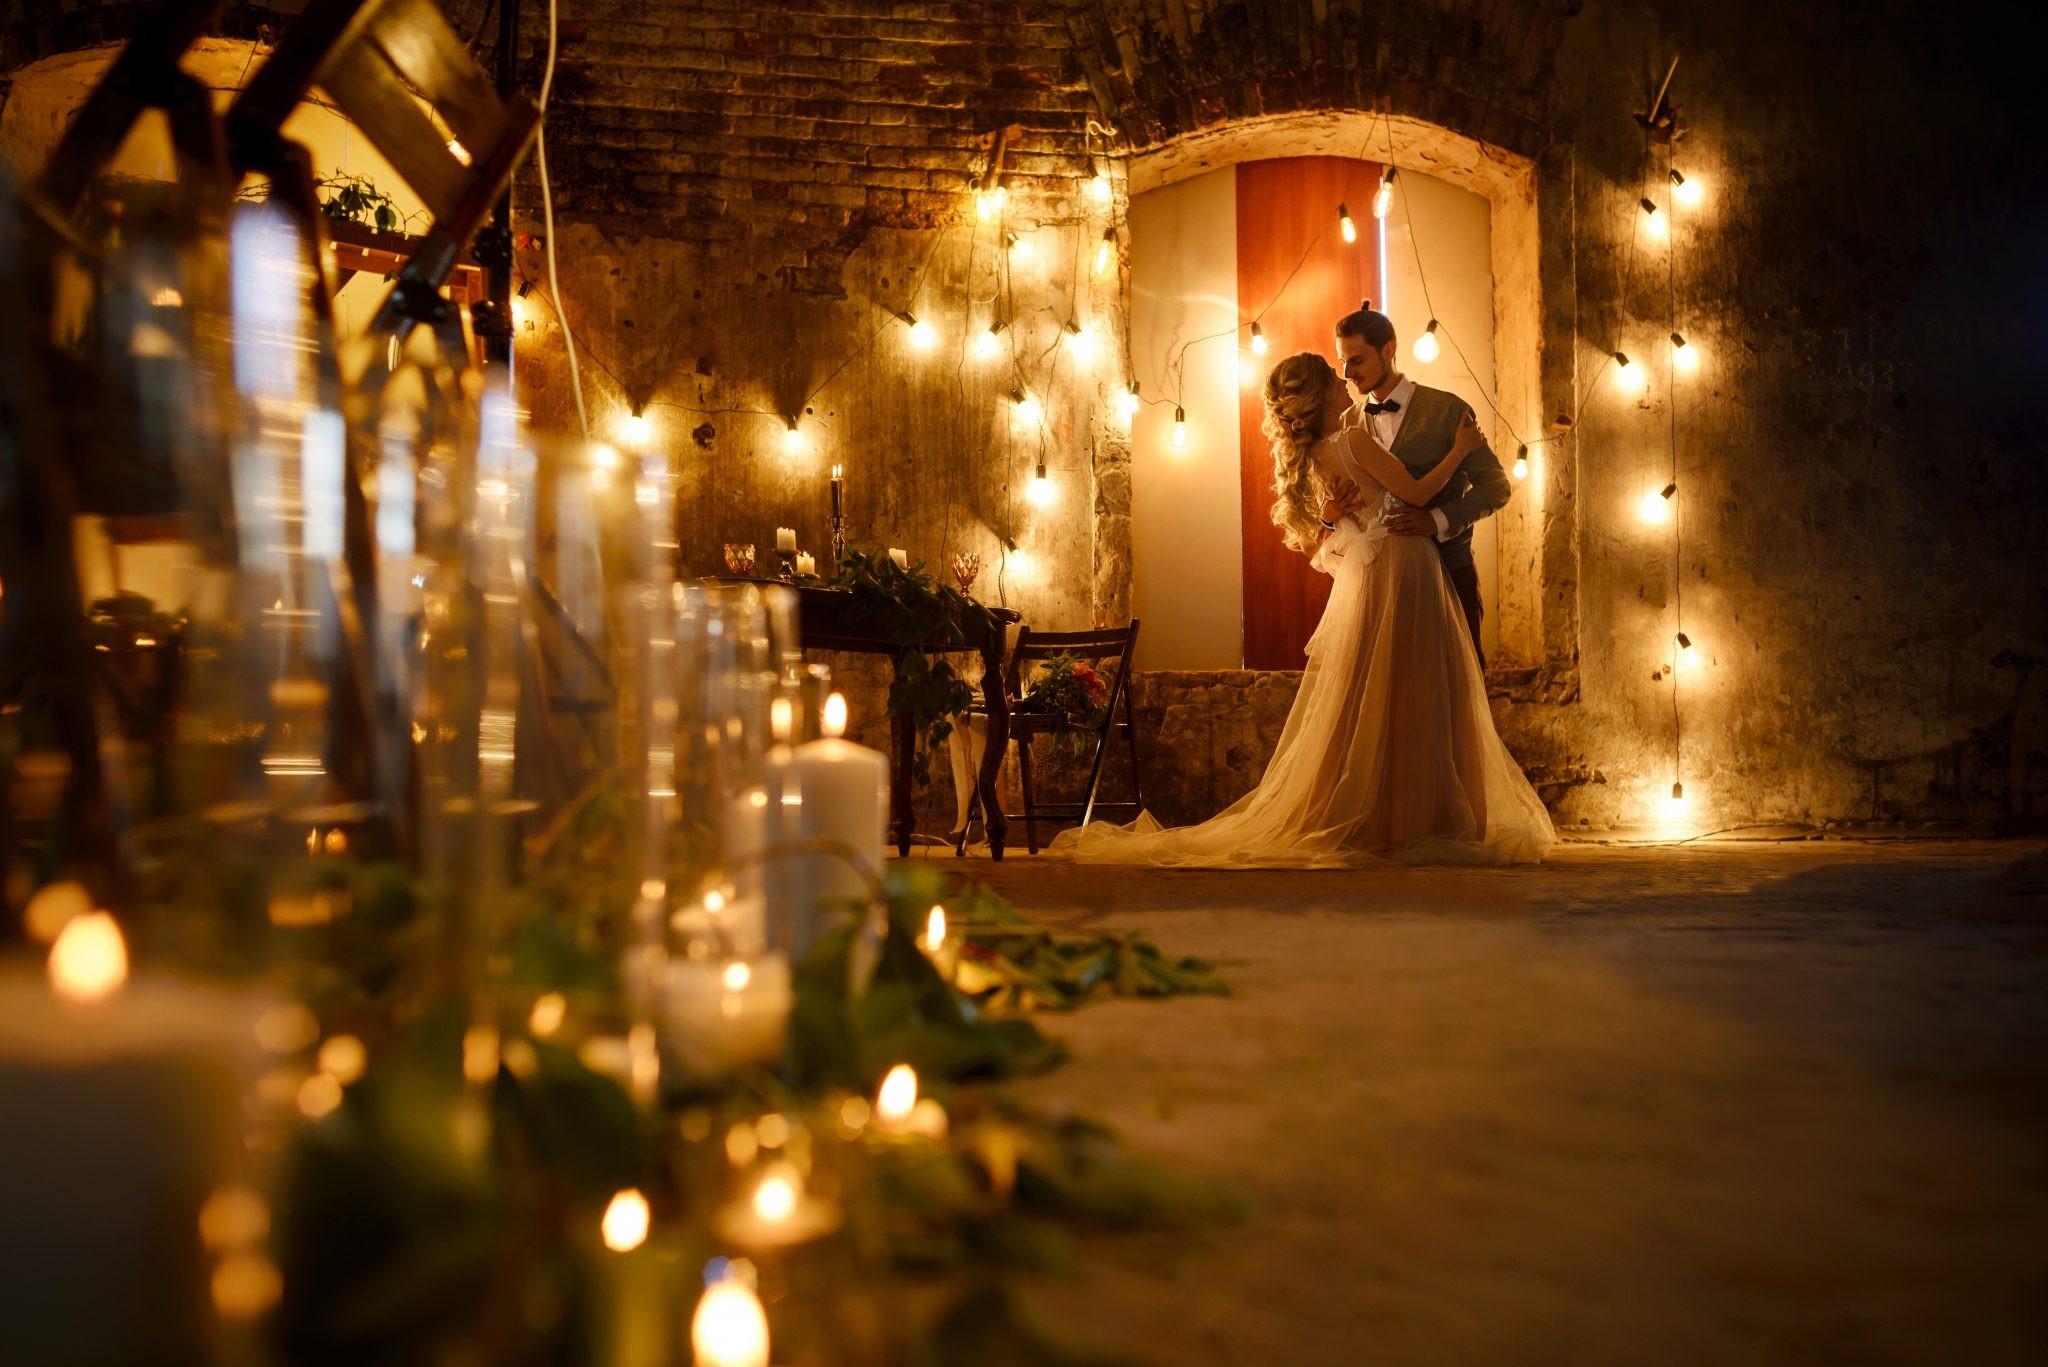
<box><xmin>1384</xmin><ymin>506</ymin><xmax>1439</xmax><ymax>537</ymax></box>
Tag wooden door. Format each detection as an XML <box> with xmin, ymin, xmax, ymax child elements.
<box><xmin>1235</xmin><ymin>157</ymin><xmax>1383</xmax><ymax>670</ymax></box>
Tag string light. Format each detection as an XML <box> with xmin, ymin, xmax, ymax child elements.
<box><xmin>899</xmin><ymin>311</ymin><xmax>934</xmax><ymax>350</ymax></box>
<box><xmin>1512</xmin><ymin>445</ymin><xmax>1529</xmax><ymax>480</ymax></box>
<box><xmin>1671</xmin><ymin>331</ymin><xmax>1698</xmax><ymax>374</ymax></box>
<box><xmin>1249</xmin><ymin>322</ymin><xmax>1268</xmax><ymax>356</ymax></box>
<box><xmin>1063</xmin><ymin>320</ymin><xmax>1095</xmax><ymax>365</ymax></box>
<box><xmin>1669</xmin><ymin>168</ymin><xmax>1702</xmax><ymax>209</ymax></box>
<box><xmin>1170</xmin><ymin>405</ymin><xmax>1189</xmax><ymax>450</ymax></box>
<box><xmin>975</xmin><ymin>183</ymin><xmax>1006</xmax><ymax>221</ymax></box>
<box><xmin>1612</xmin><ymin>351</ymin><xmax>1645</xmax><ymax>394</ymax></box>
<box><xmin>1675</xmin><ymin>630</ymin><xmax>1701</xmax><ymax>671</ymax></box>
<box><xmin>1637</xmin><ymin>485</ymin><xmax>1674</xmax><ymax>524</ymax></box>
<box><xmin>1027</xmin><ymin>462</ymin><xmax>1054</xmax><ymax>507</ymax></box>
<box><xmin>1639</xmin><ymin>196</ymin><xmax>1666</xmax><ymax>240</ymax></box>
<box><xmin>1412</xmin><ymin>319</ymin><xmax>1441</xmax><ymax>364</ymax></box>
<box><xmin>1095</xmin><ymin>226</ymin><xmax>1115</xmax><ymax>276</ymax></box>
<box><xmin>782</xmin><ymin>417</ymin><xmax>803</xmax><ymax>454</ymax></box>
<box><xmin>1010</xmin><ymin>388</ymin><xmax>1041</xmax><ymax>426</ymax></box>
<box><xmin>1372</xmin><ymin>166</ymin><xmax>1397</xmax><ymax>220</ymax></box>
<box><xmin>1006</xmin><ymin>231</ymin><xmax>1031</xmax><ymax>261</ymax></box>
<box><xmin>1115</xmin><ymin>382</ymin><xmax>1141</xmax><ymax>422</ymax></box>
<box><xmin>1337</xmin><ymin>203</ymin><xmax>1358</xmax><ymax>244</ymax></box>
<box><xmin>975</xmin><ymin>318</ymin><xmax>1006</xmax><ymax>360</ymax></box>
<box><xmin>619</xmin><ymin>411</ymin><xmax>651</xmax><ymax>450</ymax></box>
<box><xmin>1088</xmin><ymin>167</ymin><xmax>1111</xmax><ymax>206</ymax></box>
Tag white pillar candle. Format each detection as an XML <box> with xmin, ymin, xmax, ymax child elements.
<box><xmin>775</xmin><ymin>526</ymin><xmax>797</xmax><ymax>553</ymax></box>
<box><xmin>886</xmin><ymin>547</ymin><xmax>908</xmax><ymax>569</ymax></box>
<box><xmin>794</xmin><ymin>552</ymin><xmax>816</xmax><ymax>577</ymax></box>
<box><xmin>794</xmin><ymin>694</ymin><xmax>888</xmax><ymax>924</ymax></box>
<box><xmin>661</xmin><ymin>954</ymin><xmax>791</xmax><ymax>1080</ymax></box>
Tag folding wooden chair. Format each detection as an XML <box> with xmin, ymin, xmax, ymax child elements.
<box><xmin>994</xmin><ymin>621</ymin><xmax>1144</xmax><ymax>855</ymax></box>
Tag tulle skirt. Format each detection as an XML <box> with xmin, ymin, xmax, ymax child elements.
<box><xmin>1051</xmin><ymin>519</ymin><xmax>1555</xmax><ymax>867</ymax></box>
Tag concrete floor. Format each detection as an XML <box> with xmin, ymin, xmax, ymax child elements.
<box><xmin>922</xmin><ymin>840</ymin><xmax>2048</xmax><ymax>1367</ymax></box>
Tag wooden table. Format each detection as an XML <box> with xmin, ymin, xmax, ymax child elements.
<box><xmin>715</xmin><ymin>580</ymin><xmax>1017</xmax><ymax>860</ymax></box>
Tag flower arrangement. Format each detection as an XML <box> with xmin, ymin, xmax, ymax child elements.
<box><xmin>1017</xmin><ymin>653</ymin><xmax>1108</xmax><ymax>734</ymax></box>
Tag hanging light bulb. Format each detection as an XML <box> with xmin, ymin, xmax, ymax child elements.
<box><xmin>1249</xmin><ymin>321</ymin><xmax>1268</xmax><ymax>356</ymax></box>
<box><xmin>900</xmin><ymin>311</ymin><xmax>934</xmax><ymax>350</ymax></box>
<box><xmin>1010</xmin><ymin>388</ymin><xmax>1041</xmax><ymax>426</ymax></box>
<box><xmin>1372</xmin><ymin>166</ymin><xmax>1398</xmax><ymax>220</ymax></box>
<box><xmin>1637</xmin><ymin>481</ymin><xmax>1676</xmax><ymax>524</ymax></box>
<box><xmin>1669</xmin><ymin>168</ymin><xmax>1702</xmax><ymax>209</ymax></box>
<box><xmin>1512</xmin><ymin>445</ymin><xmax>1530</xmax><ymax>480</ymax></box>
<box><xmin>1657</xmin><ymin>780</ymin><xmax>1689</xmax><ymax>826</ymax></box>
<box><xmin>975</xmin><ymin>318</ymin><xmax>1006</xmax><ymax>360</ymax></box>
<box><xmin>1006</xmin><ymin>231</ymin><xmax>1031</xmax><ymax>261</ymax></box>
<box><xmin>1027</xmin><ymin>462</ymin><xmax>1054</xmax><ymax>507</ymax></box>
<box><xmin>1671</xmin><ymin>330</ymin><xmax>1698</xmax><ymax>374</ymax></box>
<box><xmin>1094</xmin><ymin>225</ymin><xmax>1116</xmax><ymax>277</ymax></box>
<box><xmin>1115</xmin><ymin>381</ymin><xmax>1141</xmax><ymax>422</ymax></box>
<box><xmin>975</xmin><ymin>182</ymin><xmax>1006</xmax><ymax>221</ymax></box>
<box><xmin>1612</xmin><ymin>351</ymin><xmax>1645</xmax><ymax>394</ymax></box>
<box><xmin>1337</xmin><ymin>203</ymin><xmax>1358</xmax><ymax>244</ymax></box>
<box><xmin>1675</xmin><ymin>630</ymin><xmax>1701</xmax><ymax>671</ymax></box>
<box><xmin>1088</xmin><ymin>166</ymin><xmax>1112</xmax><ymax>206</ymax></box>
<box><xmin>782</xmin><ymin>417</ymin><xmax>803</xmax><ymax>454</ymax></box>
<box><xmin>1639</xmin><ymin>196</ymin><xmax>1667</xmax><ymax>240</ymax></box>
<box><xmin>1170</xmin><ymin>405</ymin><xmax>1190</xmax><ymax>450</ymax></box>
<box><xmin>1412</xmin><ymin>320</ymin><xmax>1441</xmax><ymax>364</ymax></box>
<box><xmin>619</xmin><ymin>411</ymin><xmax>652</xmax><ymax>450</ymax></box>
<box><xmin>1064</xmin><ymin>320</ymin><xmax>1095</xmax><ymax>365</ymax></box>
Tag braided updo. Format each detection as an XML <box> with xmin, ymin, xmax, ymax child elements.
<box><xmin>1262</xmin><ymin>351</ymin><xmax>1337</xmax><ymax>555</ymax></box>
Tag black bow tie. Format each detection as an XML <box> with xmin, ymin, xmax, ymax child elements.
<box><xmin>1364</xmin><ymin>399</ymin><xmax>1402</xmax><ymax>416</ymax></box>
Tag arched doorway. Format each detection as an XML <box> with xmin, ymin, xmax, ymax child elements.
<box><xmin>1125</xmin><ymin>119</ymin><xmax>1527</xmax><ymax>672</ymax></box>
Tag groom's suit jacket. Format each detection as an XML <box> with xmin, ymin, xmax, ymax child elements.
<box><xmin>1384</xmin><ymin>383</ymin><xmax>1511</xmax><ymax>572</ymax></box>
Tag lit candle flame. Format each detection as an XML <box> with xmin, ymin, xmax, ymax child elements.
<box><xmin>923</xmin><ymin>905</ymin><xmax>947</xmax><ymax>953</ymax></box>
<box><xmin>692</xmin><ymin>1273</ymin><xmax>769</xmax><ymax>1367</ymax></box>
<box><xmin>876</xmin><ymin>1063</ymin><xmax>917</xmax><ymax>1125</ymax></box>
<box><xmin>751</xmin><ymin>1167</ymin><xmax>799</xmax><ymax>1223</ymax></box>
<box><xmin>602</xmin><ymin>1188</ymin><xmax>651</xmax><ymax>1252</ymax></box>
<box><xmin>723</xmin><ymin>961</ymin><xmax>753</xmax><ymax>992</ymax></box>
<box><xmin>822</xmin><ymin>693</ymin><xmax>848</xmax><ymax>739</ymax></box>
<box><xmin>48</xmin><ymin>911</ymin><xmax>127</xmax><ymax>1002</ymax></box>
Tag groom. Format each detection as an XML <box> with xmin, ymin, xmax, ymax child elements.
<box><xmin>1322</xmin><ymin>306</ymin><xmax>1510</xmax><ymax>667</ymax></box>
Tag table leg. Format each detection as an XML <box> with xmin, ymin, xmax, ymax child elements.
<box><xmin>977</xmin><ymin>637</ymin><xmax>1009</xmax><ymax>860</ymax></box>
<box><xmin>889</xmin><ymin>691</ymin><xmax>915</xmax><ymax>860</ymax></box>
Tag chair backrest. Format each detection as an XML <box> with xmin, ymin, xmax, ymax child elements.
<box><xmin>1006</xmin><ymin>621</ymin><xmax>1141</xmax><ymax>708</ymax></box>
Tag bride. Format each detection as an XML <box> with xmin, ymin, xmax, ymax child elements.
<box><xmin>1052</xmin><ymin>351</ymin><xmax>1555</xmax><ymax>867</ymax></box>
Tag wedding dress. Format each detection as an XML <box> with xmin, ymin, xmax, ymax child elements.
<box><xmin>1051</xmin><ymin>430</ymin><xmax>1555</xmax><ymax>867</ymax></box>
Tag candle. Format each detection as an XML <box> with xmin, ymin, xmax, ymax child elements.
<box><xmin>869</xmin><ymin>1062</ymin><xmax>949</xmax><ymax>1140</ymax></box>
<box><xmin>794</xmin><ymin>694</ymin><xmax>888</xmax><ymax>928</ymax></box>
<box><xmin>602</xmin><ymin>1188</ymin><xmax>651</xmax><ymax>1252</ymax></box>
<box><xmin>830</xmin><ymin>464</ymin><xmax>844</xmax><ymax>515</ymax></box>
<box><xmin>691</xmin><ymin>1270</ymin><xmax>769</xmax><ymax>1367</ymax></box>
<box><xmin>794</xmin><ymin>552</ymin><xmax>816</xmax><ymax>577</ymax></box>
<box><xmin>710</xmin><ymin>1159</ymin><xmax>841</xmax><ymax>1249</ymax></box>
<box><xmin>887</xmin><ymin>547</ymin><xmax>907</xmax><ymax>570</ymax></box>
<box><xmin>0</xmin><ymin>953</ymin><xmax>276</xmax><ymax>1365</ymax></box>
<box><xmin>661</xmin><ymin>953</ymin><xmax>792</xmax><ymax>1080</ymax></box>
<box><xmin>919</xmin><ymin>904</ymin><xmax>960</xmax><ymax>982</ymax></box>
<box><xmin>775</xmin><ymin>526</ymin><xmax>796</xmax><ymax>553</ymax></box>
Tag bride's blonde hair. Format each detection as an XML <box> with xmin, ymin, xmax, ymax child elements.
<box><xmin>1262</xmin><ymin>351</ymin><xmax>1335</xmax><ymax>555</ymax></box>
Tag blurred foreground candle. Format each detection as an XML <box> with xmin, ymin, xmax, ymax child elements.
<box><xmin>711</xmin><ymin>1159</ymin><xmax>841</xmax><ymax>1249</ymax></box>
<box><xmin>692</xmin><ymin>1267</ymin><xmax>769</xmax><ymax>1367</ymax></box>
<box><xmin>920</xmin><ymin>904</ymin><xmax>959</xmax><ymax>981</ymax></box>
<box><xmin>0</xmin><ymin>950</ymin><xmax>274</xmax><ymax>1365</ymax></box>
<box><xmin>794</xmin><ymin>694</ymin><xmax>887</xmax><ymax>924</ymax></box>
<box><xmin>663</xmin><ymin>954</ymin><xmax>792</xmax><ymax>1080</ymax></box>
<box><xmin>870</xmin><ymin>1062</ymin><xmax>948</xmax><ymax>1140</ymax></box>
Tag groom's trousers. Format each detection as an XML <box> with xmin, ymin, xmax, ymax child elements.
<box><xmin>1446</xmin><ymin>562</ymin><xmax>1486</xmax><ymax>670</ymax></box>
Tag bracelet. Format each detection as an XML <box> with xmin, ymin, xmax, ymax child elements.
<box><xmin>1319</xmin><ymin>518</ymin><xmax>1336</xmax><ymax>531</ymax></box>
